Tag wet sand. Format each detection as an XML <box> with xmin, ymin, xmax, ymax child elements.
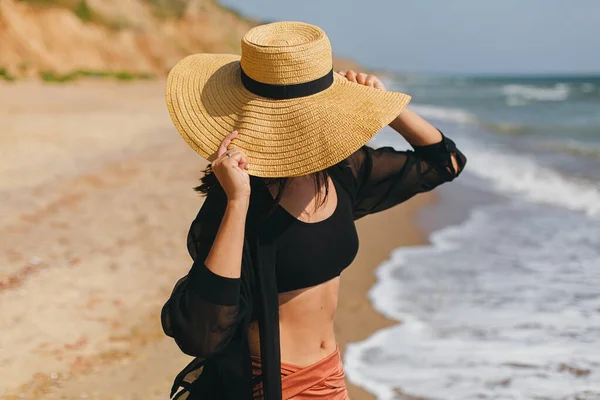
<box><xmin>0</xmin><ymin>81</ymin><xmax>432</xmax><ymax>400</ymax></box>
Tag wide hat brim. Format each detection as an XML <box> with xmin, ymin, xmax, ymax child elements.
<box><xmin>166</xmin><ymin>54</ymin><xmax>411</xmax><ymax>178</ymax></box>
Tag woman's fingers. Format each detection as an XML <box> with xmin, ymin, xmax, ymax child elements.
<box><xmin>219</xmin><ymin>148</ymin><xmax>250</xmax><ymax>171</ymax></box>
<box><xmin>365</xmin><ymin>75</ymin><xmax>377</xmax><ymax>87</ymax></box>
<box><xmin>238</xmin><ymin>152</ymin><xmax>250</xmax><ymax>171</ymax></box>
<box><xmin>218</xmin><ymin>148</ymin><xmax>239</xmax><ymax>161</ymax></box>
<box><xmin>217</xmin><ymin>130</ymin><xmax>239</xmax><ymax>158</ymax></box>
<box><xmin>345</xmin><ymin>70</ymin><xmax>357</xmax><ymax>83</ymax></box>
<box><xmin>365</xmin><ymin>75</ymin><xmax>386</xmax><ymax>90</ymax></box>
<box><xmin>373</xmin><ymin>79</ymin><xmax>386</xmax><ymax>90</ymax></box>
<box><xmin>214</xmin><ymin>130</ymin><xmax>250</xmax><ymax>172</ymax></box>
<box><xmin>337</xmin><ymin>70</ymin><xmax>385</xmax><ymax>89</ymax></box>
<box><xmin>227</xmin><ymin>150</ymin><xmax>244</xmax><ymax>163</ymax></box>
<box><xmin>356</xmin><ymin>73</ymin><xmax>368</xmax><ymax>85</ymax></box>
<box><xmin>211</xmin><ymin>142</ymin><xmax>251</xmax><ymax>203</ymax></box>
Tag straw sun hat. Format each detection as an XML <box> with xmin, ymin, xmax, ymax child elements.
<box><xmin>166</xmin><ymin>21</ymin><xmax>411</xmax><ymax>178</ymax></box>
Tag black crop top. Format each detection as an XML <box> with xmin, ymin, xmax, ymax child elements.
<box><xmin>270</xmin><ymin>177</ymin><xmax>359</xmax><ymax>293</ymax></box>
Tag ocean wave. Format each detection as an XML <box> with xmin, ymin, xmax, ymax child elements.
<box><xmin>458</xmin><ymin>140</ymin><xmax>600</xmax><ymax>217</ymax></box>
<box><xmin>345</xmin><ymin>202</ymin><xmax>600</xmax><ymax>400</ymax></box>
<box><xmin>502</xmin><ymin>83</ymin><xmax>570</xmax><ymax>103</ymax></box>
<box><xmin>409</xmin><ymin>104</ymin><xmax>477</xmax><ymax>125</ymax></box>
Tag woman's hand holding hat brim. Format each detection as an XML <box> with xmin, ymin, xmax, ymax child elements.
<box><xmin>336</xmin><ymin>70</ymin><xmax>387</xmax><ymax>91</ymax></box>
<box><xmin>212</xmin><ymin>130</ymin><xmax>251</xmax><ymax>206</ymax></box>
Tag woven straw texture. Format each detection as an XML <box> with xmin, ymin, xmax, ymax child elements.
<box><xmin>166</xmin><ymin>21</ymin><xmax>411</xmax><ymax>178</ymax></box>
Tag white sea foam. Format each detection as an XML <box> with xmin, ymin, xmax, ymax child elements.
<box><xmin>345</xmin><ymin>202</ymin><xmax>600</xmax><ymax>400</ymax></box>
<box><xmin>502</xmin><ymin>83</ymin><xmax>571</xmax><ymax>103</ymax></box>
<box><xmin>460</xmin><ymin>141</ymin><xmax>600</xmax><ymax>217</ymax></box>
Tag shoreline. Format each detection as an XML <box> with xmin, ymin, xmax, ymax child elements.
<box><xmin>0</xmin><ymin>81</ymin><xmax>436</xmax><ymax>399</ymax></box>
<box><xmin>336</xmin><ymin>193</ymin><xmax>436</xmax><ymax>400</ymax></box>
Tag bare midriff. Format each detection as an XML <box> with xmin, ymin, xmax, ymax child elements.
<box><xmin>248</xmin><ymin>276</ymin><xmax>340</xmax><ymax>367</ymax></box>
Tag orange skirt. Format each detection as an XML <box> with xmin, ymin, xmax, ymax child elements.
<box><xmin>251</xmin><ymin>344</ymin><xmax>349</xmax><ymax>400</ymax></box>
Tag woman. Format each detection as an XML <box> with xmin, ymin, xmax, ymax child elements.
<box><xmin>161</xmin><ymin>21</ymin><xmax>466</xmax><ymax>400</ymax></box>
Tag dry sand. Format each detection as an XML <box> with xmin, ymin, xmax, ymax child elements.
<box><xmin>0</xmin><ymin>81</ymin><xmax>432</xmax><ymax>400</ymax></box>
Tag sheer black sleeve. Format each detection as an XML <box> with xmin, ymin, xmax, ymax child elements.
<box><xmin>161</xmin><ymin>188</ymin><xmax>248</xmax><ymax>359</ymax></box>
<box><xmin>347</xmin><ymin>130</ymin><xmax>467</xmax><ymax>219</ymax></box>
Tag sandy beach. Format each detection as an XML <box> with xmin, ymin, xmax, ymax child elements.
<box><xmin>0</xmin><ymin>81</ymin><xmax>433</xmax><ymax>400</ymax></box>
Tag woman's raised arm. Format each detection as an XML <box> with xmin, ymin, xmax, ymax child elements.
<box><xmin>161</xmin><ymin>131</ymin><xmax>252</xmax><ymax>358</ymax></box>
<box><xmin>336</xmin><ymin>71</ymin><xmax>467</xmax><ymax>219</ymax></box>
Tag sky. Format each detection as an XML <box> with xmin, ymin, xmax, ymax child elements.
<box><xmin>219</xmin><ymin>0</ymin><xmax>600</xmax><ymax>75</ymax></box>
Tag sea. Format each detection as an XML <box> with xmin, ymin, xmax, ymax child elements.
<box><xmin>345</xmin><ymin>75</ymin><xmax>600</xmax><ymax>399</ymax></box>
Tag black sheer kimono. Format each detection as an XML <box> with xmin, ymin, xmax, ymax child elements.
<box><xmin>161</xmin><ymin>131</ymin><xmax>467</xmax><ymax>400</ymax></box>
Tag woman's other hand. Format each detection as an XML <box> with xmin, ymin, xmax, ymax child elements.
<box><xmin>337</xmin><ymin>70</ymin><xmax>387</xmax><ymax>91</ymax></box>
<box><xmin>212</xmin><ymin>130</ymin><xmax>251</xmax><ymax>207</ymax></box>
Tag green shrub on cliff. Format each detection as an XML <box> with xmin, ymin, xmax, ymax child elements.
<box><xmin>39</xmin><ymin>70</ymin><xmax>156</xmax><ymax>83</ymax></box>
<box><xmin>145</xmin><ymin>0</ymin><xmax>190</xmax><ymax>18</ymax></box>
<box><xmin>16</xmin><ymin>0</ymin><xmax>128</xmax><ymax>28</ymax></box>
<box><xmin>0</xmin><ymin>67</ymin><xmax>17</xmax><ymax>82</ymax></box>
<box><xmin>73</xmin><ymin>0</ymin><xmax>93</xmax><ymax>22</ymax></box>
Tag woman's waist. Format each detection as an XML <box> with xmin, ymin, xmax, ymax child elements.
<box><xmin>248</xmin><ymin>319</ymin><xmax>337</xmax><ymax>368</ymax></box>
<box><xmin>249</xmin><ymin>278</ymin><xmax>340</xmax><ymax>366</ymax></box>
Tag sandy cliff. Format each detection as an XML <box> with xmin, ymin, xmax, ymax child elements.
<box><xmin>0</xmin><ymin>0</ymin><xmax>360</xmax><ymax>79</ymax></box>
<box><xmin>0</xmin><ymin>0</ymin><xmax>253</xmax><ymax>77</ymax></box>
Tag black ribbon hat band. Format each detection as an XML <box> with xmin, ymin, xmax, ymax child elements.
<box><xmin>240</xmin><ymin>68</ymin><xmax>334</xmax><ymax>100</ymax></box>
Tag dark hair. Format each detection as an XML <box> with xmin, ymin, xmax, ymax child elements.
<box><xmin>194</xmin><ymin>164</ymin><xmax>331</xmax><ymax>216</ymax></box>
